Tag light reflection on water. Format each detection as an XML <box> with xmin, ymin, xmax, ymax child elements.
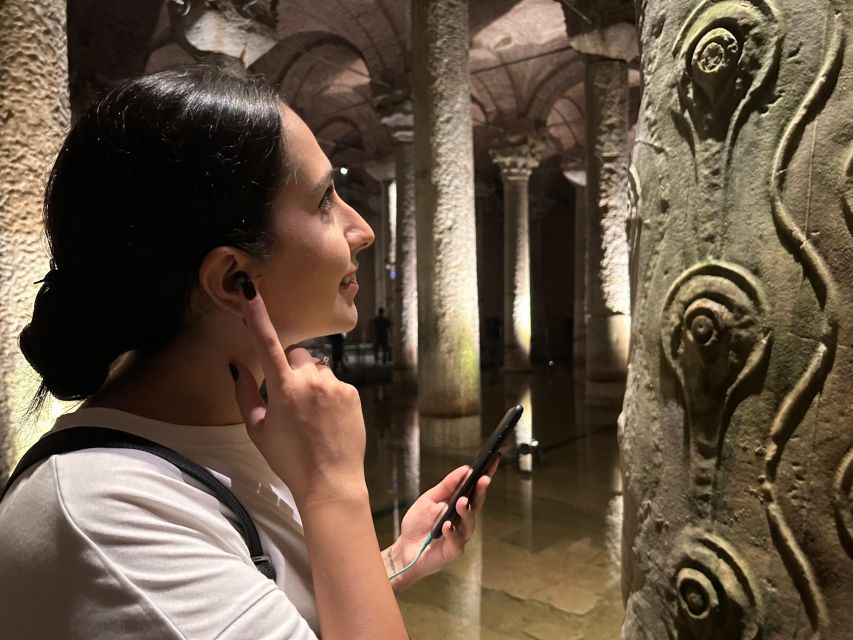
<box><xmin>362</xmin><ymin>365</ymin><xmax>625</xmax><ymax>639</ymax></box>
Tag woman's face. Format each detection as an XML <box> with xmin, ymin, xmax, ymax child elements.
<box><xmin>255</xmin><ymin>105</ymin><xmax>374</xmax><ymax>344</ymax></box>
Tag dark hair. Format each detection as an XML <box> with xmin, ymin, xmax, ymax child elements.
<box><xmin>20</xmin><ymin>67</ymin><xmax>287</xmax><ymax>409</ymax></box>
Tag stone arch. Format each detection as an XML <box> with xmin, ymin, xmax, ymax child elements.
<box><xmin>250</xmin><ymin>31</ymin><xmax>370</xmax><ymax>93</ymax></box>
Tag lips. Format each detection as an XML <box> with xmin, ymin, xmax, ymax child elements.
<box><xmin>339</xmin><ymin>271</ymin><xmax>358</xmax><ymax>293</ymax></box>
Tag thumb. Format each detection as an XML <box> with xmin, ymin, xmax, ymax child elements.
<box><xmin>228</xmin><ymin>363</ymin><xmax>267</xmax><ymax>439</ymax></box>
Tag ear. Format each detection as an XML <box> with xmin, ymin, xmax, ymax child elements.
<box><xmin>198</xmin><ymin>246</ymin><xmax>255</xmax><ymax>316</ymax></box>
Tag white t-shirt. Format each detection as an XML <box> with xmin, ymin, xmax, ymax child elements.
<box><xmin>0</xmin><ymin>407</ymin><xmax>320</xmax><ymax>639</ymax></box>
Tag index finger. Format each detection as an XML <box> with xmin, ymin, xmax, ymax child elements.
<box><xmin>236</xmin><ymin>276</ymin><xmax>291</xmax><ymax>388</ymax></box>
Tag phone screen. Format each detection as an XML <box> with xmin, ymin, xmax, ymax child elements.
<box><xmin>429</xmin><ymin>404</ymin><xmax>524</xmax><ymax>540</ymax></box>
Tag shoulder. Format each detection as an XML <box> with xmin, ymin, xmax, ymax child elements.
<box><xmin>0</xmin><ymin>449</ymin><xmax>318</xmax><ymax>639</ymax></box>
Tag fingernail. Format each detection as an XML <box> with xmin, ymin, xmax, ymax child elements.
<box><xmin>241</xmin><ymin>279</ymin><xmax>256</xmax><ymax>300</ymax></box>
<box><xmin>228</xmin><ymin>364</ymin><xmax>239</xmax><ymax>381</ymax></box>
<box><xmin>232</xmin><ymin>271</ymin><xmax>256</xmax><ymax>300</ymax></box>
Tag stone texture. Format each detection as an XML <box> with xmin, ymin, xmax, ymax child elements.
<box><xmin>623</xmin><ymin>0</ymin><xmax>853</xmax><ymax>637</ymax></box>
<box><xmin>490</xmin><ymin>135</ymin><xmax>543</xmax><ymax>372</ymax></box>
<box><xmin>584</xmin><ymin>56</ymin><xmax>631</xmax><ymax>425</ymax></box>
<box><xmin>412</xmin><ymin>0</ymin><xmax>481</xmax><ymax>421</ymax></box>
<box><xmin>0</xmin><ymin>0</ymin><xmax>71</xmax><ymax>477</ymax></box>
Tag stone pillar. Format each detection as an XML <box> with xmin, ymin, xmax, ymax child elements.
<box><xmin>377</xmin><ymin>94</ymin><xmax>418</xmax><ymax>385</ymax></box>
<box><xmin>0</xmin><ymin>0</ymin><xmax>71</xmax><ymax>476</ymax></box>
<box><xmin>623</xmin><ymin>1</ymin><xmax>853</xmax><ymax>637</ymax></box>
<box><xmin>490</xmin><ymin>137</ymin><xmax>542</xmax><ymax>372</ymax></box>
<box><xmin>363</xmin><ymin>158</ymin><xmax>396</xmax><ymax>317</ymax></box>
<box><xmin>562</xmin><ymin>166</ymin><xmax>587</xmax><ymax>377</ymax></box>
<box><xmin>583</xmin><ymin>55</ymin><xmax>631</xmax><ymax>426</ymax></box>
<box><xmin>412</xmin><ymin>0</ymin><xmax>481</xmax><ymax>438</ymax></box>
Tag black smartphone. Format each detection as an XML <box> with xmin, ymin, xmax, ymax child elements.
<box><xmin>429</xmin><ymin>404</ymin><xmax>524</xmax><ymax>540</ymax></box>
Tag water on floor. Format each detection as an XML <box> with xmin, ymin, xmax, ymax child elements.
<box><xmin>359</xmin><ymin>363</ymin><xmax>625</xmax><ymax>640</ymax></box>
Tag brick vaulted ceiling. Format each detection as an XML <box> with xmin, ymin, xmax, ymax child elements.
<box><xmin>67</xmin><ymin>0</ymin><xmax>640</xmax><ymax>209</ymax></box>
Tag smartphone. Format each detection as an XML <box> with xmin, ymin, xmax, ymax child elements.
<box><xmin>429</xmin><ymin>404</ymin><xmax>524</xmax><ymax>540</ymax></box>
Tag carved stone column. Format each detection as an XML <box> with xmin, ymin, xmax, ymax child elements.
<box><xmin>490</xmin><ymin>137</ymin><xmax>542</xmax><ymax>372</ymax></box>
<box><xmin>0</xmin><ymin>0</ymin><xmax>71</xmax><ymax>475</ymax></box>
<box><xmin>623</xmin><ymin>1</ymin><xmax>853</xmax><ymax>637</ymax></box>
<box><xmin>377</xmin><ymin>93</ymin><xmax>418</xmax><ymax>385</ymax></box>
<box><xmin>584</xmin><ymin>55</ymin><xmax>631</xmax><ymax>426</ymax></box>
<box><xmin>412</xmin><ymin>0</ymin><xmax>481</xmax><ymax>433</ymax></box>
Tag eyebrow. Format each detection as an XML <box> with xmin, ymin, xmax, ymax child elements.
<box><xmin>315</xmin><ymin>169</ymin><xmax>335</xmax><ymax>195</ymax></box>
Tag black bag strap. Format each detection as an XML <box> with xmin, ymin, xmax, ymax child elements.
<box><xmin>1</xmin><ymin>426</ymin><xmax>276</xmax><ymax>581</ymax></box>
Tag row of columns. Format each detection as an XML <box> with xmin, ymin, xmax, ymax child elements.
<box><xmin>0</xmin><ymin>0</ymin><xmax>635</xmax><ymax>460</ymax></box>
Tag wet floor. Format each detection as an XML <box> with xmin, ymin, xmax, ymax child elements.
<box><xmin>358</xmin><ymin>363</ymin><xmax>625</xmax><ymax>639</ymax></box>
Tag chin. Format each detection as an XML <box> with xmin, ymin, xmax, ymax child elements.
<box><xmin>322</xmin><ymin>311</ymin><xmax>358</xmax><ymax>337</ymax></box>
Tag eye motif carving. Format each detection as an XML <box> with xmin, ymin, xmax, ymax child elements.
<box><xmin>670</xmin><ymin>530</ymin><xmax>763</xmax><ymax>639</ymax></box>
<box><xmin>673</xmin><ymin>0</ymin><xmax>781</xmax><ymax>141</ymax></box>
<box><xmin>835</xmin><ymin>448</ymin><xmax>853</xmax><ymax>558</ymax></box>
<box><xmin>691</xmin><ymin>27</ymin><xmax>741</xmax><ymax>101</ymax></box>
<box><xmin>661</xmin><ymin>262</ymin><xmax>771</xmax><ymax>515</ymax></box>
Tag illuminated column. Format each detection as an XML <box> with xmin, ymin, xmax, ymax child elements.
<box><xmin>377</xmin><ymin>93</ymin><xmax>418</xmax><ymax>385</ymax></box>
<box><xmin>363</xmin><ymin>157</ymin><xmax>396</xmax><ymax>316</ymax></box>
<box><xmin>490</xmin><ymin>137</ymin><xmax>542</xmax><ymax>372</ymax></box>
<box><xmin>0</xmin><ymin>0</ymin><xmax>71</xmax><ymax>470</ymax></box>
<box><xmin>584</xmin><ymin>55</ymin><xmax>631</xmax><ymax>424</ymax></box>
<box><xmin>562</xmin><ymin>166</ymin><xmax>587</xmax><ymax>375</ymax></box>
<box><xmin>412</xmin><ymin>0</ymin><xmax>481</xmax><ymax>427</ymax></box>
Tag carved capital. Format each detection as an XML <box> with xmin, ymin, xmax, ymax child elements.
<box><xmin>168</xmin><ymin>0</ymin><xmax>277</xmax><ymax>66</ymax></box>
<box><xmin>561</xmin><ymin>160</ymin><xmax>586</xmax><ymax>186</ymax></box>
<box><xmin>490</xmin><ymin>136</ymin><xmax>544</xmax><ymax>181</ymax></box>
<box><xmin>363</xmin><ymin>157</ymin><xmax>396</xmax><ymax>183</ymax></box>
<box><xmin>374</xmin><ymin>90</ymin><xmax>413</xmax><ymax>144</ymax></box>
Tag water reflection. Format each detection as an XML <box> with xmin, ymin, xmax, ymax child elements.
<box><xmin>365</xmin><ymin>364</ymin><xmax>625</xmax><ymax>639</ymax></box>
<box><xmin>513</xmin><ymin>384</ymin><xmax>534</xmax><ymax>472</ymax></box>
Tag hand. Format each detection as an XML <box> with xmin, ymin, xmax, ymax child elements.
<box><xmin>384</xmin><ymin>456</ymin><xmax>499</xmax><ymax>590</ymax></box>
<box><xmin>229</xmin><ymin>277</ymin><xmax>367</xmax><ymax>506</ymax></box>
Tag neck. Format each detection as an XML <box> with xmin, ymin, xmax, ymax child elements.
<box><xmin>85</xmin><ymin>327</ymin><xmax>260</xmax><ymax>426</ymax></box>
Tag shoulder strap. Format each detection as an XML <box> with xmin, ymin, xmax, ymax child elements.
<box><xmin>1</xmin><ymin>426</ymin><xmax>276</xmax><ymax>581</ymax></box>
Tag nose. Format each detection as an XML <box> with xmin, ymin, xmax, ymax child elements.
<box><xmin>344</xmin><ymin>202</ymin><xmax>375</xmax><ymax>254</ymax></box>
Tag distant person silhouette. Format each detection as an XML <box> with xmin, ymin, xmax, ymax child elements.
<box><xmin>372</xmin><ymin>308</ymin><xmax>391</xmax><ymax>366</ymax></box>
<box><xmin>328</xmin><ymin>333</ymin><xmax>347</xmax><ymax>373</ymax></box>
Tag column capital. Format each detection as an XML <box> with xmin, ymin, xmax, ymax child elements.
<box><xmin>569</xmin><ymin>22</ymin><xmax>639</xmax><ymax>62</ymax></box>
<box><xmin>374</xmin><ymin>89</ymin><xmax>414</xmax><ymax>144</ymax></box>
<box><xmin>363</xmin><ymin>156</ymin><xmax>396</xmax><ymax>183</ymax></box>
<box><xmin>561</xmin><ymin>160</ymin><xmax>587</xmax><ymax>186</ymax></box>
<box><xmin>489</xmin><ymin>135</ymin><xmax>544</xmax><ymax>181</ymax></box>
<box><xmin>168</xmin><ymin>0</ymin><xmax>277</xmax><ymax>66</ymax></box>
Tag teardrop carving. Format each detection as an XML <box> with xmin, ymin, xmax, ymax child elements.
<box><xmin>670</xmin><ymin>529</ymin><xmax>763</xmax><ymax>639</ymax></box>
<box><xmin>674</xmin><ymin>0</ymin><xmax>782</xmax><ymax>142</ymax></box>
<box><xmin>661</xmin><ymin>262</ymin><xmax>771</xmax><ymax>517</ymax></box>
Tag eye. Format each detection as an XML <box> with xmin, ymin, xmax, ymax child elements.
<box><xmin>319</xmin><ymin>184</ymin><xmax>335</xmax><ymax>212</ymax></box>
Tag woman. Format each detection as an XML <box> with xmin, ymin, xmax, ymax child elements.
<box><xmin>0</xmin><ymin>68</ymin><xmax>494</xmax><ymax>639</ymax></box>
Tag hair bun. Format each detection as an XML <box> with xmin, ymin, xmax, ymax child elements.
<box><xmin>19</xmin><ymin>273</ymin><xmax>134</xmax><ymax>400</ymax></box>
